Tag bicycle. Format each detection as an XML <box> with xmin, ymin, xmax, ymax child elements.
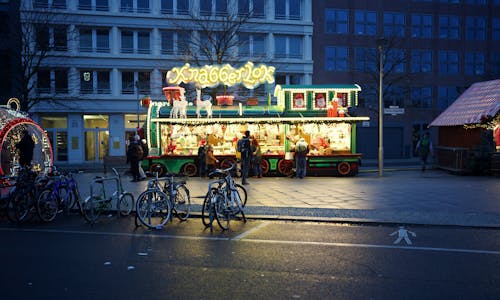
<box><xmin>0</xmin><ymin>176</ymin><xmax>15</xmax><ymax>219</ymax></box>
<box><xmin>6</xmin><ymin>167</ymin><xmax>47</xmax><ymax>224</ymax></box>
<box><xmin>36</xmin><ymin>167</ymin><xmax>87</xmax><ymax>223</ymax></box>
<box><xmin>135</xmin><ymin>166</ymin><xmax>191</xmax><ymax>229</ymax></box>
<box><xmin>81</xmin><ymin>168</ymin><xmax>134</xmax><ymax>223</ymax></box>
<box><xmin>201</xmin><ymin>163</ymin><xmax>247</xmax><ymax>230</ymax></box>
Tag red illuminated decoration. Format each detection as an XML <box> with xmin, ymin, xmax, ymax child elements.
<box><xmin>141</xmin><ymin>95</ymin><xmax>151</xmax><ymax>108</ymax></box>
<box><xmin>314</xmin><ymin>93</ymin><xmax>326</xmax><ymax>109</ymax></box>
<box><xmin>162</xmin><ymin>86</ymin><xmax>185</xmax><ymax>104</ymax></box>
<box><xmin>216</xmin><ymin>95</ymin><xmax>234</xmax><ymax>106</ymax></box>
<box><xmin>293</xmin><ymin>93</ymin><xmax>305</xmax><ymax>109</ymax></box>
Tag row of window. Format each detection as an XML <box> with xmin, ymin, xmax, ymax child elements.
<box><xmin>326</xmin><ymin>9</ymin><xmax>500</xmax><ymax>40</ymax></box>
<box><xmin>36</xmin><ymin>26</ymin><xmax>305</xmax><ymax>59</ymax></box>
<box><xmin>325</xmin><ymin>47</ymin><xmax>500</xmax><ymax>75</ymax></box>
<box><xmin>33</xmin><ymin>0</ymin><xmax>302</xmax><ymax>20</ymax></box>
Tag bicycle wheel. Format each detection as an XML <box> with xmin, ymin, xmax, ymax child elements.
<box><xmin>214</xmin><ymin>193</ymin><xmax>230</xmax><ymax>230</ymax></box>
<box><xmin>81</xmin><ymin>195</ymin><xmax>103</xmax><ymax>223</ymax></box>
<box><xmin>36</xmin><ymin>189</ymin><xmax>59</xmax><ymax>222</ymax></box>
<box><xmin>136</xmin><ymin>190</ymin><xmax>171</xmax><ymax>229</ymax></box>
<box><xmin>117</xmin><ymin>192</ymin><xmax>134</xmax><ymax>216</ymax></box>
<box><xmin>201</xmin><ymin>188</ymin><xmax>217</xmax><ymax>228</ymax></box>
<box><xmin>173</xmin><ymin>185</ymin><xmax>190</xmax><ymax>221</ymax></box>
<box><xmin>233</xmin><ymin>184</ymin><xmax>247</xmax><ymax>207</ymax></box>
<box><xmin>10</xmin><ymin>189</ymin><xmax>36</xmax><ymax>224</ymax></box>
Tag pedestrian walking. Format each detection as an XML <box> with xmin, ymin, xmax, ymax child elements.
<box><xmin>237</xmin><ymin>130</ymin><xmax>251</xmax><ymax>185</ymax></box>
<box><xmin>415</xmin><ymin>131</ymin><xmax>433</xmax><ymax>171</ymax></box>
<box><xmin>127</xmin><ymin>136</ymin><xmax>143</xmax><ymax>182</ymax></box>
<box><xmin>16</xmin><ymin>129</ymin><xmax>35</xmax><ymax>167</ymax></box>
<box><xmin>251</xmin><ymin>138</ymin><xmax>262</xmax><ymax>178</ymax></box>
<box><xmin>294</xmin><ymin>137</ymin><xmax>309</xmax><ymax>178</ymax></box>
<box><xmin>205</xmin><ymin>145</ymin><xmax>218</xmax><ymax>177</ymax></box>
<box><xmin>198</xmin><ymin>140</ymin><xmax>207</xmax><ymax>177</ymax></box>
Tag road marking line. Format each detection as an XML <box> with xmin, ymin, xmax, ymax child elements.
<box><xmin>241</xmin><ymin>239</ymin><xmax>500</xmax><ymax>255</ymax></box>
<box><xmin>0</xmin><ymin>227</ymin><xmax>229</xmax><ymax>241</ymax></box>
<box><xmin>2</xmin><ymin>227</ymin><xmax>499</xmax><ymax>255</ymax></box>
<box><xmin>232</xmin><ymin>222</ymin><xmax>270</xmax><ymax>240</ymax></box>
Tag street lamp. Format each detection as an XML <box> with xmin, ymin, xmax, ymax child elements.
<box><xmin>377</xmin><ymin>37</ymin><xmax>387</xmax><ymax>177</ymax></box>
<box><xmin>135</xmin><ymin>80</ymin><xmax>140</xmax><ymax>134</ymax></box>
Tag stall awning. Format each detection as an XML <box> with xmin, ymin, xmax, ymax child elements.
<box><xmin>430</xmin><ymin>79</ymin><xmax>500</xmax><ymax>127</ymax></box>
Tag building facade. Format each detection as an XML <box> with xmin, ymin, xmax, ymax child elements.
<box><xmin>21</xmin><ymin>0</ymin><xmax>313</xmax><ymax>165</ymax></box>
<box><xmin>312</xmin><ymin>0</ymin><xmax>500</xmax><ymax>159</ymax></box>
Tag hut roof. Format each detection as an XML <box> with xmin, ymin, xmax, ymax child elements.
<box><xmin>430</xmin><ymin>79</ymin><xmax>500</xmax><ymax>127</ymax></box>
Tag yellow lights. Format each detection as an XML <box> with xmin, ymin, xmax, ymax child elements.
<box><xmin>166</xmin><ymin>61</ymin><xmax>275</xmax><ymax>89</ymax></box>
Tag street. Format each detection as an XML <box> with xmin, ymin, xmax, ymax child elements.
<box><xmin>1</xmin><ymin>216</ymin><xmax>499</xmax><ymax>300</ymax></box>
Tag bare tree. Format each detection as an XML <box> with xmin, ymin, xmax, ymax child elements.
<box><xmin>12</xmin><ymin>4</ymin><xmax>75</xmax><ymax>112</ymax></box>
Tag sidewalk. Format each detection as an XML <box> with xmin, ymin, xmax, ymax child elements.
<box><xmin>72</xmin><ymin>165</ymin><xmax>500</xmax><ymax>228</ymax></box>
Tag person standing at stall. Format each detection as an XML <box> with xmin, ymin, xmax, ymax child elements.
<box><xmin>205</xmin><ymin>145</ymin><xmax>218</xmax><ymax>178</ymax></box>
<box><xmin>16</xmin><ymin>129</ymin><xmax>35</xmax><ymax>168</ymax></box>
<box><xmin>198</xmin><ymin>140</ymin><xmax>207</xmax><ymax>177</ymax></box>
<box><xmin>251</xmin><ymin>138</ymin><xmax>262</xmax><ymax>178</ymax></box>
<box><xmin>237</xmin><ymin>130</ymin><xmax>251</xmax><ymax>185</ymax></box>
<box><xmin>295</xmin><ymin>137</ymin><xmax>309</xmax><ymax>179</ymax></box>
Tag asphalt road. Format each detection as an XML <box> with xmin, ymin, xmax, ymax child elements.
<box><xmin>0</xmin><ymin>216</ymin><xmax>499</xmax><ymax>300</ymax></box>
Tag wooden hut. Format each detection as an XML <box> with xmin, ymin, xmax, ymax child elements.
<box><xmin>429</xmin><ymin>79</ymin><xmax>500</xmax><ymax>174</ymax></box>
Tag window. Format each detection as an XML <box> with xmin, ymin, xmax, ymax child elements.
<box><xmin>79</xmin><ymin>0</ymin><xmax>91</xmax><ymax>10</ymax></box>
<box><xmin>466</xmin><ymin>16</ymin><xmax>486</xmax><ymax>40</ymax></box>
<box><xmin>79</xmin><ymin>0</ymin><xmax>108</xmax><ymax>10</ymax></box>
<box><xmin>325</xmin><ymin>47</ymin><xmax>348</xmax><ymax>71</ymax></box>
<box><xmin>274</xmin><ymin>35</ymin><xmax>302</xmax><ymax>59</ymax></box>
<box><xmin>161</xmin><ymin>31</ymin><xmax>174</xmax><ymax>54</ymax></box>
<box><xmin>200</xmin><ymin>1</ymin><xmax>211</xmax><ymax>16</ymax></box>
<box><xmin>80</xmin><ymin>70</ymin><xmax>110</xmax><ymax>94</ymax></box>
<box><xmin>239</xmin><ymin>0</ymin><xmax>265</xmax><ymax>18</ymax></box>
<box><xmin>177</xmin><ymin>31</ymin><xmax>191</xmax><ymax>54</ymax></box>
<box><xmin>494</xmin><ymin>18</ymin><xmax>500</xmax><ymax>40</ymax></box>
<box><xmin>36</xmin><ymin>25</ymin><xmax>50</xmax><ymax>51</ymax></box>
<box><xmin>121</xmin><ymin>71</ymin><xmax>151</xmax><ymax>94</ymax></box>
<box><xmin>137</xmin><ymin>0</ymin><xmax>149</xmax><ymax>13</ymax></box>
<box><xmin>439</xmin><ymin>50</ymin><xmax>459</xmax><ymax>74</ymax></box>
<box><xmin>96</xmin><ymin>29</ymin><xmax>109</xmax><ymax>52</ymax></box>
<box><xmin>52</xmin><ymin>0</ymin><xmax>66</xmax><ymax>9</ymax></box>
<box><xmin>121</xmin><ymin>0</ymin><xmax>133</xmax><ymax>12</ymax></box>
<box><xmin>385</xmin><ymin>48</ymin><xmax>406</xmax><ymax>73</ymax></box>
<box><xmin>54</xmin><ymin>69</ymin><xmax>68</xmax><ymax>93</ymax></box>
<box><xmin>121</xmin><ymin>72</ymin><xmax>135</xmax><ymax>94</ymax></box>
<box><xmin>177</xmin><ymin>0</ymin><xmax>189</xmax><ymax>15</ymax></box>
<box><xmin>439</xmin><ymin>15</ymin><xmax>459</xmax><ymax>39</ymax></box>
<box><xmin>411</xmin><ymin>87</ymin><xmax>432</xmax><ymax>108</ymax></box>
<box><xmin>253</xmin><ymin>34</ymin><xmax>265</xmax><ymax>56</ymax></box>
<box><xmin>325</xmin><ymin>9</ymin><xmax>348</xmax><ymax>34</ymax></box>
<box><xmin>384</xmin><ymin>12</ymin><xmax>405</xmax><ymax>37</ymax></box>
<box><xmin>239</xmin><ymin>34</ymin><xmax>250</xmax><ymax>56</ymax></box>
<box><xmin>438</xmin><ymin>86</ymin><xmax>458</xmax><ymax>111</ymax></box>
<box><xmin>37</xmin><ymin>69</ymin><xmax>51</xmax><ymax>94</ymax></box>
<box><xmin>137</xmin><ymin>31</ymin><xmax>150</xmax><ymax>54</ymax></box>
<box><xmin>466</xmin><ymin>0</ymin><xmax>486</xmax><ymax>4</ymax></box>
<box><xmin>275</xmin><ymin>0</ymin><xmax>302</xmax><ymax>20</ymax></box>
<box><xmin>465</xmin><ymin>52</ymin><xmax>485</xmax><ymax>75</ymax></box>
<box><xmin>96</xmin><ymin>0</ymin><xmax>108</xmax><ymax>11</ymax></box>
<box><xmin>411</xmin><ymin>49</ymin><xmax>432</xmax><ymax>73</ymax></box>
<box><xmin>34</xmin><ymin>0</ymin><xmax>49</xmax><ymax>9</ymax></box>
<box><xmin>121</xmin><ymin>31</ymin><xmax>133</xmax><ymax>52</ymax></box>
<box><xmin>215</xmin><ymin>0</ymin><xmax>227</xmax><ymax>16</ymax></box>
<box><xmin>239</xmin><ymin>33</ymin><xmax>266</xmax><ymax>57</ymax></box>
<box><xmin>412</xmin><ymin>14</ymin><xmax>432</xmax><ymax>38</ymax></box>
<box><xmin>80</xmin><ymin>28</ymin><xmax>110</xmax><ymax>53</ymax></box>
<box><xmin>491</xmin><ymin>52</ymin><xmax>500</xmax><ymax>76</ymax></box>
<box><xmin>54</xmin><ymin>26</ymin><xmax>67</xmax><ymax>51</ymax></box>
<box><xmin>41</xmin><ymin>116</ymin><xmax>68</xmax><ymax>162</ymax></box>
<box><xmin>97</xmin><ymin>71</ymin><xmax>110</xmax><ymax>94</ymax></box>
<box><xmin>354</xmin><ymin>48</ymin><xmax>376</xmax><ymax>72</ymax></box>
<box><xmin>384</xmin><ymin>85</ymin><xmax>405</xmax><ymax>107</ymax></box>
<box><xmin>80</xmin><ymin>70</ymin><xmax>93</xmax><ymax>94</ymax></box>
<box><xmin>354</xmin><ymin>10</ymin><xmax>376</xmax><ymax>36</ymax></box>
<box><xmin>161</xmin><ymin>0</ymin><xmax>173</xmax><ymax>14</ymax></box>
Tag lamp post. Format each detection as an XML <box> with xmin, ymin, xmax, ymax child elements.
<box><xmin>135</xmin><ymin>80</ymin><xmax>140</xmax><ymax>134</ymax></box>
<box><xmin>377</xmin><ymin>37</ymin><xmax>387</xmax><ymax>177</ymax></box>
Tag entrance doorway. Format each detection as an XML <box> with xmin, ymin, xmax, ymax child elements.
<box><xmin>84</xmin><ymin>115</ymin><xmax>109</xmax><ymax>162</ymax></box>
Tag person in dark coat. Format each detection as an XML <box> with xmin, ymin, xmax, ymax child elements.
<box><xmin>16</xmin><ymin>130</ymin><xmax>35</xmax><ymax>167</ymax></box>
<box><xmin>127</xmin><ymin>137</ymin><xmax>143</xmax><ymax>182</ymax></box>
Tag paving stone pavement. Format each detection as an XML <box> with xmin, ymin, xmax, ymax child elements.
<box><xmin>71</xmin><ymin>168</ymin><xmax>500</xmax><ymax>228</ymax></box>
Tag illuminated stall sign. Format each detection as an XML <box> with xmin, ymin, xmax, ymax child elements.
<box><xmin>166</xmin><ymin>61</ymin><xmax>275</xmax><ymax>89</ymax></box>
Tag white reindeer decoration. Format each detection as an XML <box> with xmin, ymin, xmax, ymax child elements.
<box><xmin>195</xmin><ymin>88</ymin><xmax>213</xmax><ymax>118</ymax></box>
<box><xmin>170</xmin><ymin>91</ymin><xmax>188</xmax><ymax>119</ymax></box>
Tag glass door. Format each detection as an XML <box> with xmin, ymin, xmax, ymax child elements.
<box><xmin>85</xmin><ymin>130</ymin><xmax>109</xmax><ymax>161</ymax></box>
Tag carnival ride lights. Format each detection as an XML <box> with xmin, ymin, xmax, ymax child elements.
<box><xmin>0</xmin><ymin>98</ymin><xmax>53</xmax><ymax>175</ymax></box>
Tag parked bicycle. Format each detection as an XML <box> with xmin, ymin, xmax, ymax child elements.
<box><xmin>6</xmin><ymin>167</ymin><xmax>47</xmax><ymax>224</ymax></box>
<box><xmin>135</xmin><ymin>165</ymin><xmax>191</xmax><ymax>229</ymax></box>
<box><xmin>0</xmin><ymin>176</ymin><xmax>15</xmax><ymax>219</ymax></box>
<box><xmin>82</xmin><ymin>168</ymin><xmax>134</xmax><ymax>223</ymax></box>
<box><xmin>36</xmin><ymin>167</ymin><xmax>87</xmax><ymax>223</ymax></box>
<box><xmin>202</xmin><ymin>163</ymin><xmax>247</xmax><ymax>230</ymax></box>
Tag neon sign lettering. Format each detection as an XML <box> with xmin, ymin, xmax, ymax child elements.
<box><xmin>166</xmin><ymin>61</ymin><xmax>275</xmax><ymax>89</ymax></box>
